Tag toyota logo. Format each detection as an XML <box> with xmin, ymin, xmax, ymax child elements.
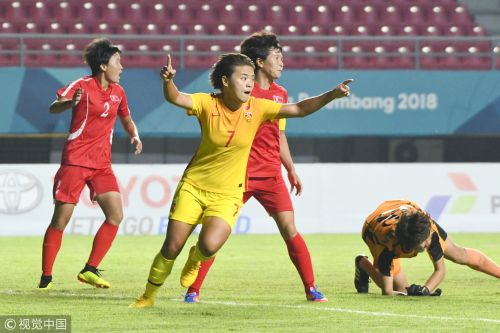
<box><xmin>0</xmin><ymin>170</ymin><xmax>43</xmax><ymax>214</ymax></box>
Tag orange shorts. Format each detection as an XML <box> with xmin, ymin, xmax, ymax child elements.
<box><xmin>53</xmin><ymin>165</ymin><xmax>119</xmax><ymax>204</ymax></box>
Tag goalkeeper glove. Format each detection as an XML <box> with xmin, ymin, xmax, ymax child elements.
<box><xmin>406</xmin><ymin>284</ymin><xmax>442</xmax><ymax>296</ymax></box>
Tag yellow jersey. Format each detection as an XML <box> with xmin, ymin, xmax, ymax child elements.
<box><xmin>182</xmin><ymin>93</ymin><xmax>281</xmax><ymax>195</ymax></box>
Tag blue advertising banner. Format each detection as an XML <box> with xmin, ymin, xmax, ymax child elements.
<box><xmin>0</xmin><ymin>68</ymin><xmax>499</xmax><ymax>137</ymax></box>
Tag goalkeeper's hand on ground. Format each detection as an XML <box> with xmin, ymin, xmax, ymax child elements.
<box><xmin>406</xmin><ymin>284</ymin><xmax>442</xmax><ymax>296</ymax></box>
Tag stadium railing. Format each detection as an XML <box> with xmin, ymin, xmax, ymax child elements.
<box><xmin>0</xmin><ymin>33</ymin><xmax>499</xmax><ymax>70</ymax></box>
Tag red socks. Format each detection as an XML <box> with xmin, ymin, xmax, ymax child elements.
<box><xmin>42</xmin><ymin>226</ymin><xmax>64</xmax><ymax>276</ymax></box>
<box><xmin>285</xmin><ymin>233</ymin><xmax>316</xmax><ymax>291</ymax></box>
<box><xmin>186</xmin><ymin>234</ymin><xmax>316</xmax><ymax>294</ymax></box>
<box><xmin>87</xmin><ymin>221</ymin><xmax>119</xmax><ymax>268</ymax></box>
<box><xmin>187</xmin><ymin>256</ymin><xmax>216</xmax><ymax>294</ymax></box>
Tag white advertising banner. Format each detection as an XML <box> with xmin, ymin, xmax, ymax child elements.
<box><xmin>0</xmin><ymin>163</ymin><xmax>499</xmax><ymax>236</ymax></box>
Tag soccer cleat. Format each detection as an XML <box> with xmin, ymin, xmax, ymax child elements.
<box><xmin>77</xmin><ymin>266</ymin><xmax>110</xmax><ymax>289</ymax></box>
<box><xmin>38</xmin><ymin>275</ymin><xmax>53</xmax><ymax>289</ymax></box>
<box><xmin>306</xmin><ymin>286</ymin><xmax>328</xmax><ymax>302</ymax></box>
<box><xmin>129</xmin><ymin>295</ymin><xmax>155</xmax><ymax>308</ymax></box>
<box><xmin>180</xmin><ymin>246</ymin><xmax>201</xmax><ymax>288</ymax></box>
<box><xmin>184</xmin><ymin>292</ymin><xmax>199</xmax><ymax>303</ymax></box>
<box><xmin>354</xmin><ymin>254</ymin><xmax>369</xmax><ymax>293</ymax></box>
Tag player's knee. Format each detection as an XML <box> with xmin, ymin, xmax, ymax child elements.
<box><xmin>198</xmin><ymin>241</ymin><xmax>219</xmax><ymax>257</ymax></box>
<box><xmin>106</xmin><ymin>211</ymin><xmax>123</xmax><ymax>225</ymax></box>
<box><xmin>161</xmin><ymin>242</ymin><xmax>183</xmax><ymax>260</ymax></box>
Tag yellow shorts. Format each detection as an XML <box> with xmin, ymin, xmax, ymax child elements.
<box><xmin>169</xmin><ymin>181</ymin><xmax>243</xmax><ymax>228</ymax></box>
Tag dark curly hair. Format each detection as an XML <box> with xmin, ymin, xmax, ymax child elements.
<box><xmin>209</xmin><ymin>53</ymin><xmax>255</xmax><ymax>90</ymax></box>
<box><xmin>240</xmin><ymin>30</ymin><xmax>282</xmax><ymax>74</ymax></box>
<box><xmin>83</xmin><ymin>38</ymin><xmax>121</xmax><ymax>76</ymax></box>
<box><xmin>395</xmin><ymin>212</ymin><xmax>431</xmax><ymax>251</ymax></box>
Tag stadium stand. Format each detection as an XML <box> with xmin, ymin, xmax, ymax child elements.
<box><xmin>0</xmin><ymin>0</ymin><xmax>498</xmax><ymax>69</ymax></box>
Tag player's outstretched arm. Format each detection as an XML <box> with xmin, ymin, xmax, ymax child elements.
<box><xmin>49</xmin><ymin>87</ymin><xmax>82</xmax><ymax>114</ymax></box>
<box><xmin>161</xmin><ymin>54</ymin><xmax>193</xmax><ymax>110</ymax></box>
<box><xmin>277</xmin><ymin>79</ymin><xmax>352</xmax><ymax>119</ymax></box>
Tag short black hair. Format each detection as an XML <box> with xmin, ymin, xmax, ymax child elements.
<box><xmin>240</xmin><ymin>30</ymin><xmax>282</xmax><ymax>73</ymax></box>
<box><xmin>209</xmin><ymin>53</ymin><xmax>255</xmax><ymax>90</ymax></box>
<box><xmin>83</xmin><ymin>38</ymin><xmax>121</xmax><ymax>76</ymax></box>
<box><xmin>395</xmin><ymin>212</ymin><xmax>432</xmax><ymax>251</ymax></box>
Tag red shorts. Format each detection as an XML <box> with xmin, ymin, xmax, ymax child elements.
<box><xmin>53</xmin><ymin>165</ymin><xmax>120</xmax><ymax>204</ymax></box>
<box><xmin>243</xmin><ymin>175</ymin><xmax>293</xmax><ymax>214</ymax></box>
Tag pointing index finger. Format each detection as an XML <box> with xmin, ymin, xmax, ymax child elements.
<box><xmin>343</xmin><ymin>79</ymin><xmax>354</xmax><ymax>85</ymax></box>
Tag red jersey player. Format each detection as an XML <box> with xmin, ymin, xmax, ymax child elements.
<box><xmin>184</xmin><ymin>31</ymin><xmax>327</xmax><ymax>302</ymax></box>
<box><xmin>38</xmin><ymin>38</ymin><xmax>142</xmax><ymax>289</ymax></box>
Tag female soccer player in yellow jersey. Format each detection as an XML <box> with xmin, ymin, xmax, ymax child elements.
<box><xmin>185</xmin><ymin>31</ymin><xmax>327</xmax><ymax>303</ymax></box>
<box><xmin>130</xmin><ymin>53</ymin><xmax>352</xmax><ymax>308</ymax></box>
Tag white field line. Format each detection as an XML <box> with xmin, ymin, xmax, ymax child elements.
<box><xmin>2</xmin><ymin>289</ymin><xmax>500</xmax><ymax>324</ymax></box>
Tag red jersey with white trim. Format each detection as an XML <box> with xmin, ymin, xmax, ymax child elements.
<box><xmin>57</xmin><ymin>75</ymin><xmax>130</xmax><ymax>169</ymax></box>
<box><xmin>247</xmin><ymin>81</ymin><xmax>288</xmax><ymax>177</ymax></box>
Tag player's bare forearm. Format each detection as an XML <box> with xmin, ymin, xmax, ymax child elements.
<box><xmin>121</xmin><ymin>116</ymin><xmax>139</xmax><ymax>139</ymax></box>
<box><xmin>280</xmin><ymin>132</ymin><xmax>302</xmax><ymax>195</ymax></box>
<box><xmin>279</xmin><ymin>132</ymin><xmax>295</xmax><ymax>173</ymax></box>
<box><xmin>163</xmin><ymin>80</ymin><xmax>180</xmax><ymax>104</ymax></box>
<box><xmin>49</xmin><ymin>99</ymin><xmax>72</xmax><ymax>114</ymax></box>
<box><xmin>424</xmin><ymin>259</ymin><xmax>446</xmax><ymax>291</ymax></box>
<box><xmin>121</xmin><ymin>116</ymin><xmax>142</xmax><ymax>155</ymax></box>
<box><xmin>278</xmin><ymin>79</ymin><xmax>352</xmax><ymax>118</ymax></box>
<box><xmin>163</xmin><ymin>81</ymin><xmax>192</xmax><ymax>110</ymax></box>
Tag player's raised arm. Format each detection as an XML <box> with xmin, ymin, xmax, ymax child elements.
<box><xmin>161</xmin><ymin>54</ymin><xmax>193</xmax><ymax>110</ymax></box>
<box><xmin>277</xmin><ymin>79</ymin><xmax>352</xmax><ymax>118</ymax></box>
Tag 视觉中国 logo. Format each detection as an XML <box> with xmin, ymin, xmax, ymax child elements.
<box><xmin>0</xmin><ymin>169</ymin><xmax>43</xmax><ymax>214</ymax></box>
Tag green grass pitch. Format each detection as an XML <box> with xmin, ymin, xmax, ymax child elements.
<box><xmin>1</xmin><ymin>233</ymin><xmax>499</xmax><ymax>332</ymax></box>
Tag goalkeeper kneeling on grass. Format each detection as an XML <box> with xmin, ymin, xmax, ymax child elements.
<box><xmin>354</xmin><ymin>200</ymin><xmax>500</xmax><ymax>296</ymax></box>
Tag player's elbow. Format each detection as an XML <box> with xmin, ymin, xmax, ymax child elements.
<box><xmin>49</xmin><ymin>104</ymin><xmax>61</xmax><ymax>114</ymax></box>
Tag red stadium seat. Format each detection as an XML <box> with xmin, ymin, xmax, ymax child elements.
<box><xmin>310</xmin><ymin>4</ymin><xmax>335</xmax><ymax>26</ymax></box>
<box><xmin>288</xmin><ymin>4</ymin><xmax>312</xmax><ymax>24</ymax></box>
<box><xmin>99</xmin><ymin>2</ymin><xmax>125</xmax><ymax>24</ymax></box>
<box><xmin>403</xmin><ymin>5</ymin><xmax>426</xmax><ymax>25</ymax></box>
<box><xmin>217</xmin><ymin>3</ymin><xmax>243</xmax><ymax>25</ymax></box>
<box><xmin>183</xmin><ymin>41</ymin><xmax>219</xmax><ymax>69</ymax></box>
<box><xmin>119</xmin><ymin>41</ymin><xmax>172</xmax><ymax>68</ymax></box>
<box><xmin>168</xmin><ymin>3</ymin><xmax>196</xmax><ymax>24</ymax></box>
<box><xmin>358</xmin><ymin>4</ymin><xmax>380</xmax><ymax>25</ymax></box>
<box><xmin>382</xmin><ymin>4</ymin><xmax>404</xmax><ymax>25</ymax></box>
<box><xmin>426</xmin><ymin>5</ymin><xmax>450</xmax><ymax>24</ymax></box>
<box><xmin>0</xmin><ymin>39</ymin><xmax>20</xmax><ymax>66</ymax></box>
<box><xmin>449</xmin><ymin>5</ymin><xmax>474</xmax><ymax>25</ymax></box>
<box><xmin>0</xmin><ymin>21</ymin><xmax>18</xmax><ymax>33</ymax></box>
<box><xmin>51</xmin><ymin>1</ymin><xmax>78</xmax><ymax>24</ymax></box>
<box><xmin>193</xmin><ymin>3</ymin><xmax>218</xmax><ymax>24</ymax></box>
<box><xmin>265</xmin><ymin>4</ymin><xmax>289</xmax><ymax>22</ymax></box>
<box><xmin>334</xmin><ymin>3</ymin><xmax>359</xmax><ymax>24</ymax></box>
<box><xmin>122</xmin><ymin>2</ymin><xmax>147</xmax><ymax>24</ymax></box>
<box><xmin>239</xmin><ymin>3</ymin><xmax>265</xmax><ymax>25</ymax></box>
<box><xmin>3</xmin><ymin>1</ymin><xmax>29</xmax><ymax>21</ymax></box>
<box><xmin>75</xmin><ymin>2</ymin><xmax>101</xmax><ymax>25</ymax></box>
<box><xmin>28</xmin><ymin>1</ymin><xmax>52</xmax><ymax>22</ymax></box>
